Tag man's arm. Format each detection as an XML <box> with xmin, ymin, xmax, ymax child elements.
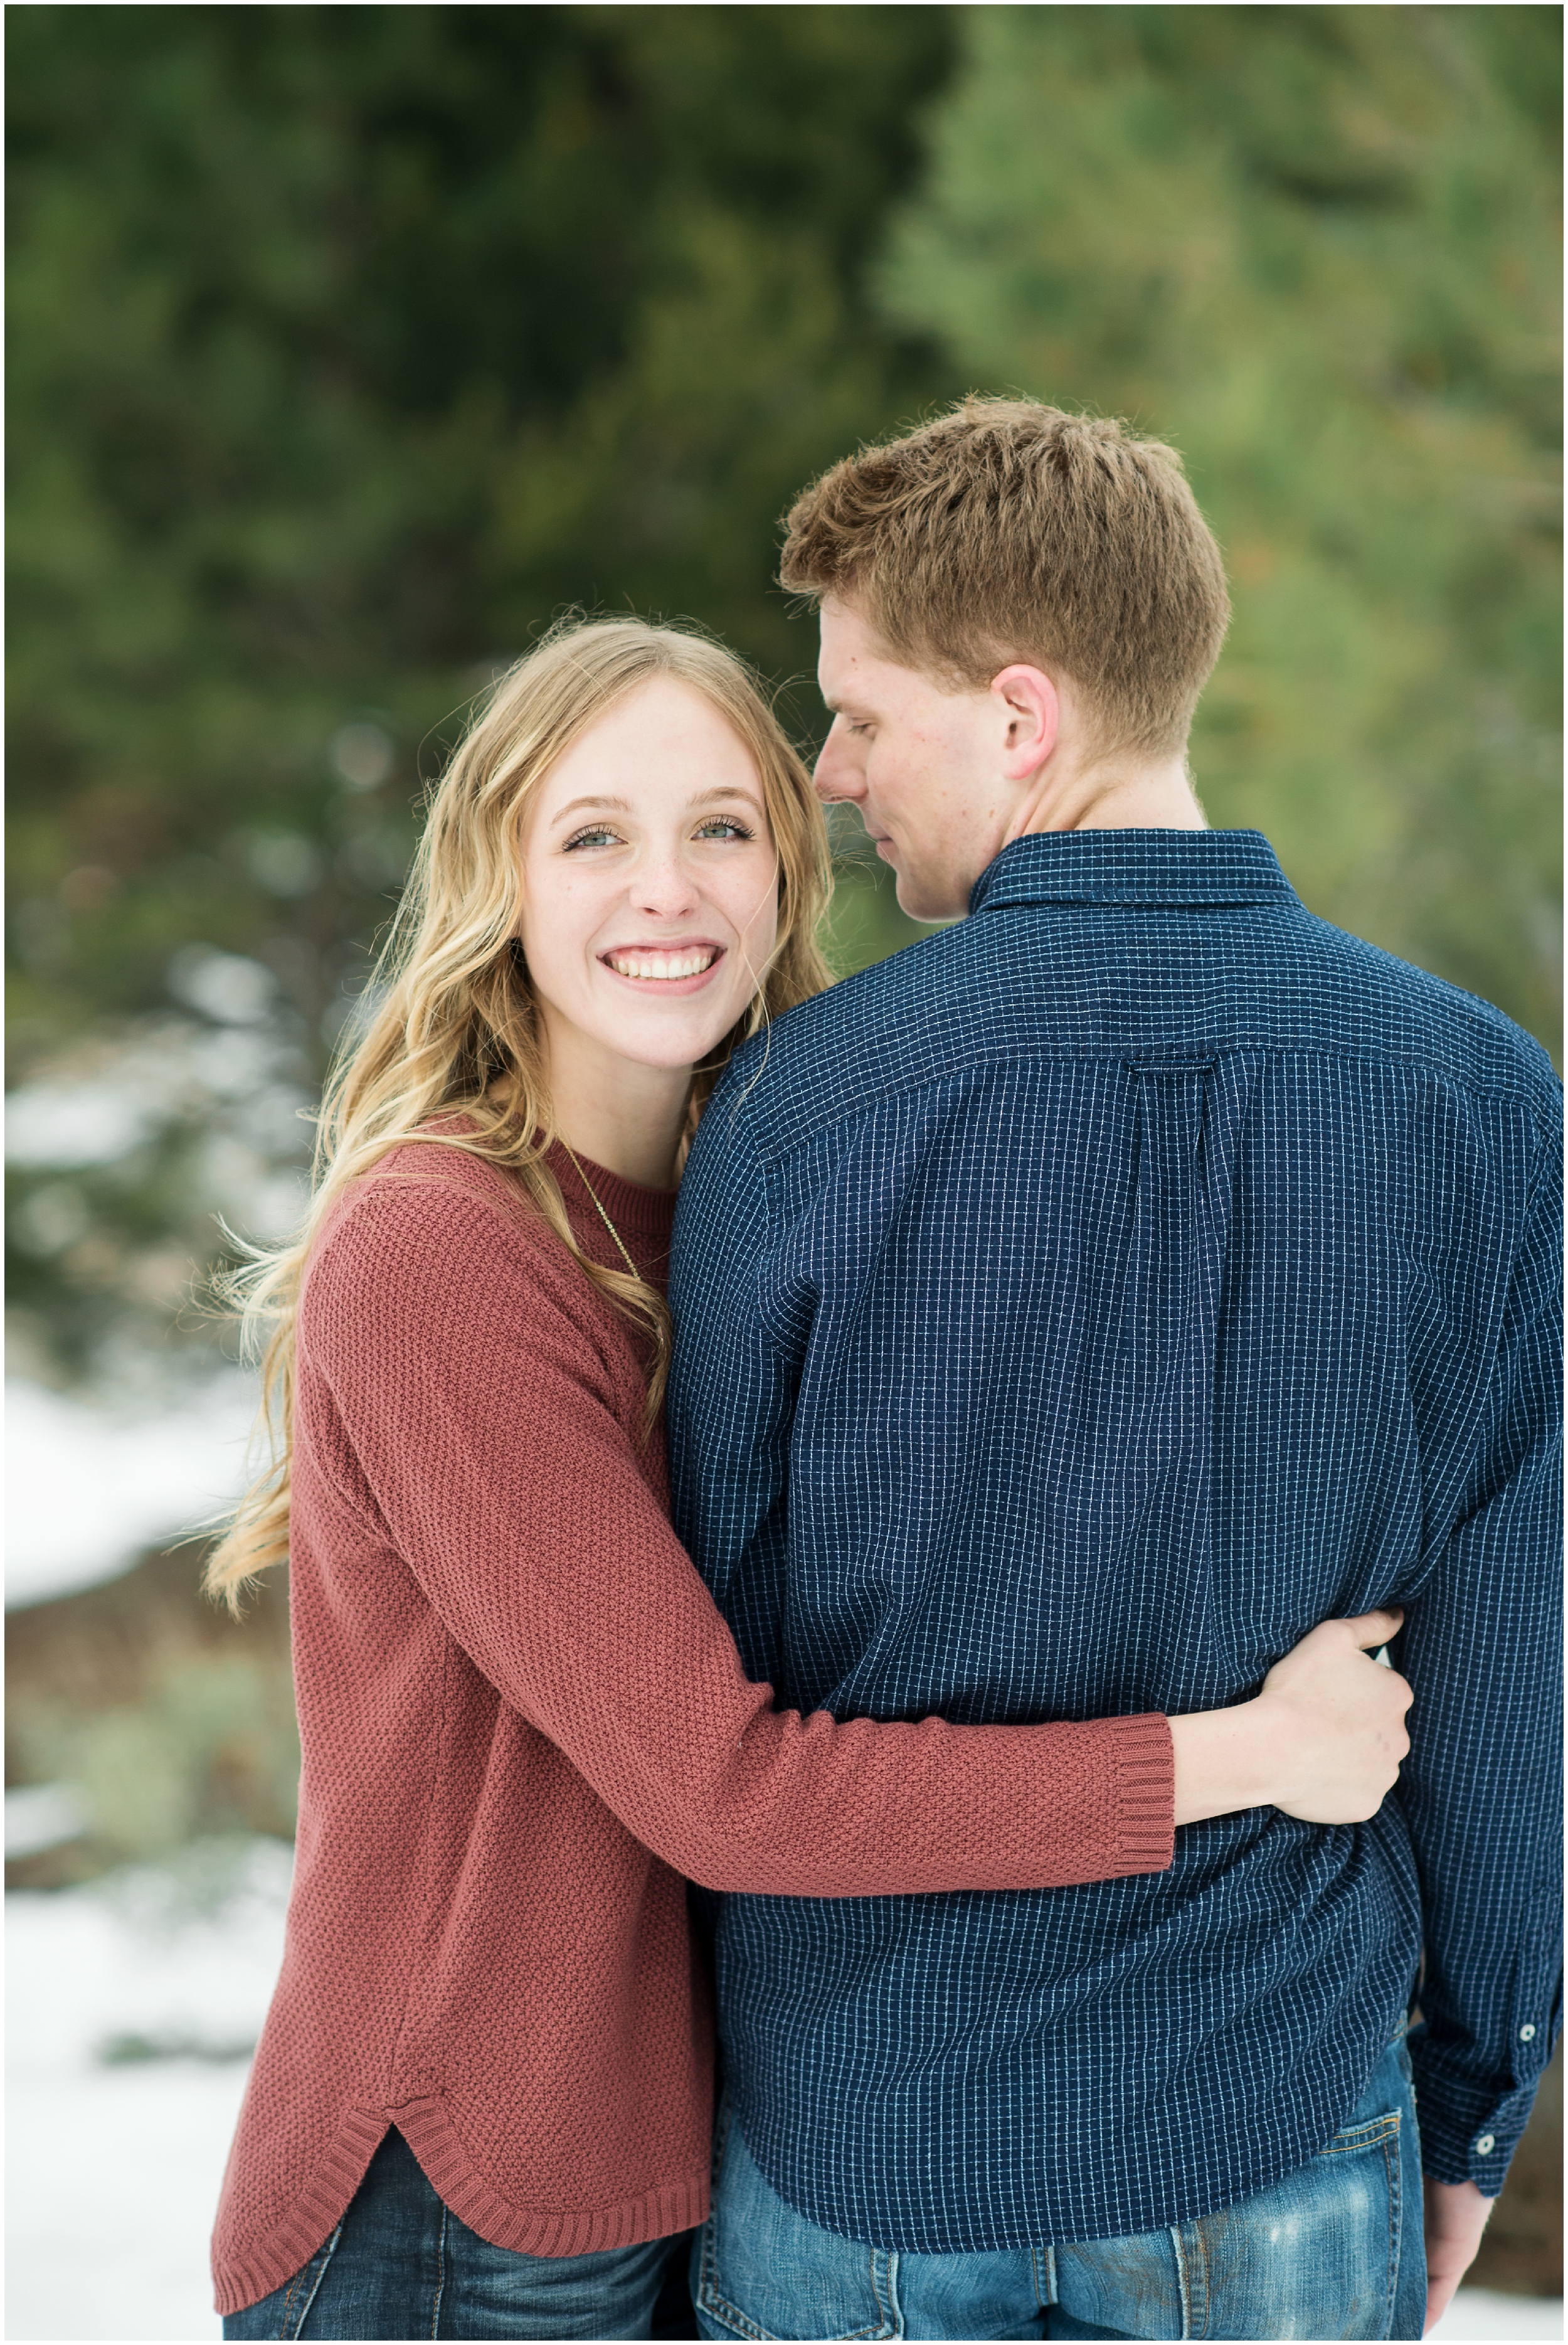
<box><xmin>1395</xmin><ymin>1132</ymin><xmax>1563</xmax><ymax>2325</ymax></box>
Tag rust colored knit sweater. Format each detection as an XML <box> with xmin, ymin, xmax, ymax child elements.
<box><xmin>211</xmin><ymin>1138</ymin><xmax>1174</xmax><ymax>2315</ymax></box>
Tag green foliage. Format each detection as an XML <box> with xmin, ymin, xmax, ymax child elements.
<box><xmin>7</xmin><ymin>4</ymin><xmax>940</xmax><ymax>1368</ymax></box>
<box><xmin>11</xmin><ymin>1648</ymin><xmax>300</xmax><ymax>1865</ymax></box>
<box><xmin>8</xmin><ymin>4</ymin><xmax>949</xmax><ymax>1057</ymax></box>
<box><xmin>7</xmin><ymin>6</ymin><xmax>1557</xmax><ymax>1385</ymax></box>
<box><xmin>879</xmin><ymin>5</ymin><xmax>1561</xmax><ymax>1054</ymax></box>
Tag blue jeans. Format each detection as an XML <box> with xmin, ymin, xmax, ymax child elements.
<box><xmin>223</xmin><ymin>2127</ymin><xmax>686</xmax><ymax>2339</ymax></box>
<box><xmin>693</xmin><ymin>2036</ymin><xmax>1425</xmax><ymax>2341</ymax></box>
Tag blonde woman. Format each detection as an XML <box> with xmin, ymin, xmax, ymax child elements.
<box><xmin>208</xmin><ymin>617</ymin><xmax>1410</xmax><ymax>2341</ymax></box>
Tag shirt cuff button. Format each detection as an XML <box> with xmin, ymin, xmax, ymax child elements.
<box><xmin>1519</xmin><ymin>2024</ymin><xmax>1537</xmax><ymax>2041</ymax></box>
<box><xmin>1476</xmin><ymin>2135</ymin><xmax>1495</xmax><ymax>2157</ymax></box>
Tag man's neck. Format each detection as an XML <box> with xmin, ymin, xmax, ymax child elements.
<box><xmin>1017</xmin><ymin>750</ymin><xmax>1207</xmax><ymax>839</ymax></box>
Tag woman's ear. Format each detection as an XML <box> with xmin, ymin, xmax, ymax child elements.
<box><xmin>990</xmin><ymin>664</ymin><xmax>1059</xmax><ymax>780</ymax></box>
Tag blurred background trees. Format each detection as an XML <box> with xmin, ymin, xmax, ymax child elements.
<box><xmin>882</xmin><ymin>5</ymin><xmax>1561</xmax><ymax>1042</ymax></box>
<box><xmin>5</xmin><ymin>11</ymin><xmax>1561</xmax><ymax>2312</ymax></box>
<box><xmin>8</xmin><ymin>3</ymin><xmax>1559</xmax><ymax>1391</ymax></box>
<box><xmin>8</xmin><ymin>1</ymin><xmax>961</xmax><ymax>1388</ymax></box>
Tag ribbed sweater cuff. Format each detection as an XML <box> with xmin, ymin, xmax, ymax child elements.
<box><xmin>1104</xmin><ymin>1713</ymin><xmax>1176</xmax><ymax>1874</ymax></box>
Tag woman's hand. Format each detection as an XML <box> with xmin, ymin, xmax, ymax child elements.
<box><xmin>1170</xmin><ymin>1610</ymin><xmax>1412</xmax><ymax>1827</ymax></box>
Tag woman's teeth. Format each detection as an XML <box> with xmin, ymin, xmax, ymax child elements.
<box><xmin>607</xmin><ymin>949</ymin><xmax>718</xmax><ymax>982</ymax></box>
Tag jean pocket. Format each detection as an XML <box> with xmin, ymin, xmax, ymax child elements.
<box><xmin>1173</xmin><ymin>2110</ymin><xmax>1404</xmax><ymax>2342</ymax></box>
<box><xmin>696</xmin><ymin>2102</ymin><xmax>899</xmax><ymax>2342</ymax></box>
<box><xmin>1092</xmin><ymin>2084</ymin><xmax>1405</xmax><ymax>2345</ymax></box>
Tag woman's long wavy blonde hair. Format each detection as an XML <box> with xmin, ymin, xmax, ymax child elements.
<box><xmin>205</xmin><ymin>615</ymin><xmax>832</xmax><ymax>1612</ymax></box>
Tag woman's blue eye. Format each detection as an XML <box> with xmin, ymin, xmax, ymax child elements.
<box><xmin>564</xmin><ymin>817</ymin><xmax>755</xmax><ymax>850</ymax></box>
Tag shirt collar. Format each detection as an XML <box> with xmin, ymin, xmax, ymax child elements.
<box><xmin>968</xmin><ymin>829</ymin><xmax>1299</xmax><ymax>916</ymax></box>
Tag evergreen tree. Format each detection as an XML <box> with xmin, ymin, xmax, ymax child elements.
<box><xmin>8</xmin><ymin>4</ymin><xmax>951</xmax><ymax>1052</ymax></box>
<box><xmin>8</xmin><ymin>6</ymin><xmax>1559</xmax><ymax>1390</ymax></box>
<box><xmin>7</xmin><ymin>4</ymin><xmax>948</xmax><ymax>1376</ymax></box>
<box><xmin>880</xmin><ymin>4</ymin><xmax>1561</xmax><ymax>1053</ymax></box>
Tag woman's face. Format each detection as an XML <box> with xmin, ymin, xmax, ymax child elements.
<box><xmin>517</xmin><ymin>676</ymin><xmax>781</xmax><ymax>1077</ymax></box>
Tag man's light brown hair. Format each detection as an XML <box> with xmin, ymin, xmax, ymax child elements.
<box><xmin>780</xmin><ymin>396</ymin><xmax>1231</xmax><ymax>758</ymax></box>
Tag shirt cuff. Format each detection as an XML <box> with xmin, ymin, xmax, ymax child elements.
<box><xmin>1409</xmin><ymin>2043</ymin><xmax>1552</xmax><ymax>2196</ymax></box>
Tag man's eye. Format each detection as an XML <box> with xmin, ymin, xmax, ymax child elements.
<box><xmin>563</xmin><ymin>826</ymin><xmax>621</xmax><ymax>851</ymax></box>
<box><xmin>693</xmin><ymin>819</ymin><xmax>754</xmax><ymax>841</ymax></box>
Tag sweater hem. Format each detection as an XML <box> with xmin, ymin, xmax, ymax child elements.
<box><xmin>212</xmin><ymin>2098</ymin><xmax>709</xmax><ymax>2316</ymax></box>
<box><xmin>213</xmin><ymin>2103</ymin><xmax>391</xmax><ymax>2317</ymax></box>
<box><xmin>393</xmin><ymin>2095</ymin><xmax>709</xmax><ymax>2257</ymax></box>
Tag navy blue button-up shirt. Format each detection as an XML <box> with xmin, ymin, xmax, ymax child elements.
<box><xmin>668</xmin><ymin>829</ymin><xmax>1561</xmax><ymax>2253</ymax></box>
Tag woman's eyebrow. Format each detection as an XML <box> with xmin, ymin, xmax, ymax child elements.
<box><xmin>550</xmin><ymin>794</ymin><xmax>633</xmax><ymax>824</ymax></box>
<box><xmin>549</xmin><ymin>784</ymin><xmax>765</xmax><ymax>827</ymax></box>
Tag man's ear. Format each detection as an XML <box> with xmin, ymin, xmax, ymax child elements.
<box><xmin>990</xmin><ymin>665</ymin><xmax>1059</xmax><ymax>779</ymax></box>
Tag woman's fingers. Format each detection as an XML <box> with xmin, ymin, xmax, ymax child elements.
<box><xmin>1337</xmin><ymin>1607</ymin><xmax>1405</xmax><ymax>1649</ymax></box>
<box><xmin>1255</xmin><ymin>1608</ymin><xmax>1417</xmax><ymax>1822</ymax></box>
<box><xmin>1175</xmin><ymin>1608</ymin><xmax>1416</xmax><ymax>1827</ymax></box>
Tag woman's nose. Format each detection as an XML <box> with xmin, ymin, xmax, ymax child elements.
<box><xmin>632</xmin><ymin>843</ymin><xmax>702</xmax><ymax>918</ymax></box>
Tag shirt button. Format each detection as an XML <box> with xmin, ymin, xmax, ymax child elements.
<box><xmin>1519</xmin><ymin>2024</ymin><xmax>1537</xmax><ymax>2041</ymax></box>
<box><xmin>1476</xmin><ymin>2135</ymin><xmax>1495</xmax><ymax>2157</ymax></box>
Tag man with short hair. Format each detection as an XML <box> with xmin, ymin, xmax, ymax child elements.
<box><xmin>668</xmin><ymin>398</ymin><xmax>1560</xmax><ymax>2341</ymax></box>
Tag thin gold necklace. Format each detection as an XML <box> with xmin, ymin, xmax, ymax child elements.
<box><xmin>558</xmin><ymin>1141</ymin><xmax>639</xmax><ymax>1279</ymax></box>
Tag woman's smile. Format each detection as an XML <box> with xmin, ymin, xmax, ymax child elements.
<box><xmin>600</xmin><ymin>940</ymin><xmax>724</xmax><ymax>989</ymax></box>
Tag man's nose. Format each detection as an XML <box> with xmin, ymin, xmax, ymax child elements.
<box><xmin>813</xmin><ymin>720</ymin><xmax>864</xmax><ymax>804</ymax></box>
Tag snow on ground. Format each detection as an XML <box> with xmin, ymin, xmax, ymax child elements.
<box><xmin>4</xmin><ymin>1846</ymin><xmax>1559</xmax><ymax>2341</ymax></box>
<box><xmin>6</xmin><ymin>1843</ymin><xmax>290</xmax><ymax>2343</ymax></box>
<box><xmin>4</xmin><ymin>1373</ymin><xmax>258</xmax><ymax>1609</ymax></box>
<box><xmin>6</xmin><ymin>983</ymin><xmax>311</xmax><ymax>1614</ymax></box>
<box><xmin>1436</xmin><ymin>2298</ymin><xmax>1564</xmax><ymax>2341</ymax></box>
